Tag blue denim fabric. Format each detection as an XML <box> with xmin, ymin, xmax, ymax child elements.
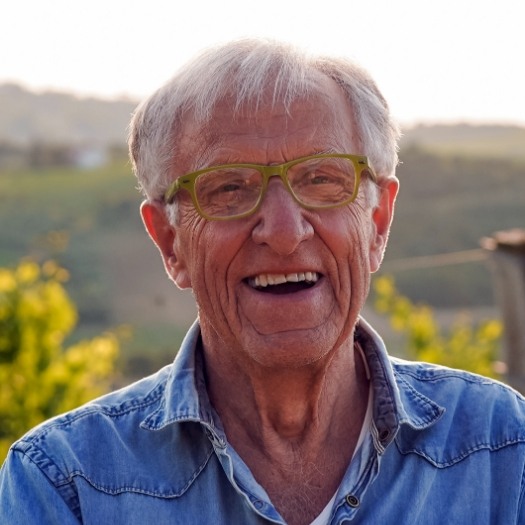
<box><xmin>2</xmin><ymin>318</ymin><xmax>525</xmax><ymax>524</ymax></box>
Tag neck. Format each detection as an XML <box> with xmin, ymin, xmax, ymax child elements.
<box><xmin>202</xmin><ymin>333</ymin><xmax>370</xmax><ymax>525</ymax></box>
<box><xmin>204</xmin><ymin>334</ymin><xmax>369</xmax><ymax>450</ymax></box>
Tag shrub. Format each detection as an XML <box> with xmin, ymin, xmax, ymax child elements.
<box><xmin>0</xmin><ymin>259</ymin><xmax>119</xmax><ymax>462</ymax></box>
<box><xmin>373</xmin><ymin>275</ymin><xmax>503</xmax><ymax>378</ymax></box>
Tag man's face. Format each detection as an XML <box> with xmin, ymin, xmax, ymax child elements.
<box><xmin>149</xmin><ymin>77</ymin><xmax>396</xmax><ymax>369</ymax></box>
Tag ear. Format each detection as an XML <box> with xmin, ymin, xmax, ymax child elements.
<box><xmin>140</xmin><ymin>201</ymin><xmax>192</xmax><ymax>289</ymax></box>
<box><xmin>369</xmin><ymin>177</ymin><xmax>399</xmax><ymax>273</ymax></box>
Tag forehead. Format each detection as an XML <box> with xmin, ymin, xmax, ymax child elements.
<box><xmin>176</xmin><ymin>76</ymin><xmax>361</xmax><ymax>169</ymax></box>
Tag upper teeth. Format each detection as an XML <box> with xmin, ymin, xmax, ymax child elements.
<box><xmin>250</xmin><ymin>272</ymin><xmax>319</xmax><ymax>288</ymax></box>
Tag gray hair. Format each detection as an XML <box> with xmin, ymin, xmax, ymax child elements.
<box><xmin>129</xmin><ymin>38</ymin><xmax>400</xmax><ymax>201</ymax></box>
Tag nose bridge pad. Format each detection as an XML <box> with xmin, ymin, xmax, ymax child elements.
<box><xmin>267</xmin><ymin>166</ymin><xmax>285</xmax><ymax>182</ymax></box>
<box><xmin>264</xmin><ymin>166</ymin><xmax>292</xmax><ymax>199</ymax></box>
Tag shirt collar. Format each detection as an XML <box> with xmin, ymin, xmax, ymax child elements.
<box><xmin>355</xmin><ymin>317</ymin><xmax>445</xmax><ymax>452</ymax></box>
<box><xmin>141</xmin><ymin>320</ymin><xmax>219</xmax><ymax>432</ymax></box>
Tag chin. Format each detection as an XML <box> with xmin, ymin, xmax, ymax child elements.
<box><xmin>239</xmin><ymin>329</ymin><xmax>334</xmax><ymax>369</ymax></box>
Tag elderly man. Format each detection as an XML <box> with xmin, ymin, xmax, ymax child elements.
<box><xmin>2</xmin><ymin>39</ymin><xmax>525</xmax><ymax>525</ymax></box>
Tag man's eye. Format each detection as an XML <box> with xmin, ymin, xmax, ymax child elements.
<box><xmin>196</xmin><ymin>171</ymin><xmax>244</xmax><ymax>196</ymax></box>
<box><xmin>219</xmin><ymin>182</ymin><xmax>243</xmax><ymax>193</ymax></box>
<box><xmin>309</xmin><ymin>173</ymin><xmax>331</xmax><ymax>184</ymax></box>
<box><xmin>306</xmin><ymin>171</ymin><xmax>342</xmax><ymax>185</ymax></box>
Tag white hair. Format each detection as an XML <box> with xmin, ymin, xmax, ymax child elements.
<box><xmin>128</xmin><ymin>38</ymin><xmax>400</xmax><ymax>202</ymax></box>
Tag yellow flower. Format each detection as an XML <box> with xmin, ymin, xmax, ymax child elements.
<box><xmin>0</xmin><ymin>269</ymin><xmax>16</xmax><ymax>293</ymax></box>
<box><xmin>15</xmin><ymin>261</ymin><xmax>40</xmax><ymax>284</ymax></box>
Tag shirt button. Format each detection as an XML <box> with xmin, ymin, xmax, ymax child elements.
<box><xmin>253</xmin><ymin>500</ymin><xmax>264</xmax><ymax>510</ymax></box>
<box><xmin>346</xmin><ymin>494</ymin><xmax>360</xmax><ymax>508</ymax></box>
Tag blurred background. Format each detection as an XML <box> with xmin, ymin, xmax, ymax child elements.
<box><xmin>1</xmin><ymin>0</ymin><xmax>524</xmax><ymax>452</ymax></box>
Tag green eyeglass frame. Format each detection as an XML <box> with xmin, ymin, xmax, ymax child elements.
<box><xmin>163</xmin><ymin>153</ymin><xmax>376</xmax><ymax>221</ymax></box>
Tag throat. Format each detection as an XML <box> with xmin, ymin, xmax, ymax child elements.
<box><xmin>264</xmin><ymin>402</ymin><xmax>314</xmax><ymax>440</ymax></box>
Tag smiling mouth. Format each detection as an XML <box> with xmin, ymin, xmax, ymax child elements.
<box><xmin>247</xmin><ymin>272</ymin><xmax>320</xmax><ymax>294</ymax></box>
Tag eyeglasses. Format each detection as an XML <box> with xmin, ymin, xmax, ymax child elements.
<box><xmin>163</xmin><ymin>153</ymin><xmax>376</xmax><ymax>221</ymax></box>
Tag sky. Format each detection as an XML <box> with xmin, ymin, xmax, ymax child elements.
<box><xmin>2</xmin><ymin>0</ymin><xmax>525</xmax><ymax>127</ymax></box>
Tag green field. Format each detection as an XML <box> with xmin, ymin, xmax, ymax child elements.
<box><xmin>387</xmin><ymin>148</ymin><xmax>525</xmax><ymax>306</ymax></box>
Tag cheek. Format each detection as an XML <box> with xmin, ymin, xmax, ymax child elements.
<box><xmin>331</xmin><ymin>206</ymin><xmax>375</xmax><ymax>291</ymax></box>
<box><xmin>183</xmin><ymin>227</ymin><xmax>246</xmax><ymax>340</ymax></box>
<box><xmin>176</xmin><ymin>217</ymin><xmax>244</xmax><ymax>296</ymax></box>
<box><xmin>342</xmin><ymin>201</ymin><xmax>375</xmax><ymax>252</ymax></box>
<box><xmin>354</xmin><ymin>216</ymin><xmax>376</xmax><ymax>280</ymax></box>
<box><xmin>172</xmin><ymin>211</ymin><xmax>206</xmax><ymax>283</ymax></box>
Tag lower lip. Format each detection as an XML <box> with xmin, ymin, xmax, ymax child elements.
<box><xmin>239</xmin><ymin>277</ymin><xmax>329</xmax><ymax>333</ymax></box>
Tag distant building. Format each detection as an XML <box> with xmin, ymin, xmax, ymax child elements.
<box><xmin>71</xmin><ymin>146</ymin><xmax>108</xmax><ymax>169</ymax></box>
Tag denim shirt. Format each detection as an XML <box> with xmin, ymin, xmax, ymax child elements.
<box><xmin>2</xmin><ymin>318</ymin><xmax>525</xmax><ymax>524</ymax></box>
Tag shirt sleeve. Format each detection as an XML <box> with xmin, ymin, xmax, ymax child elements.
<box><xmin>0</xmin><ymin>449</ymin><xmax>80</xmax><ymax>524</ymax></box>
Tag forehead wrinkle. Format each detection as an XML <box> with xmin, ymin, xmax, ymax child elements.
<box><xmin>177</xmin><ymin>80</ymin><xmax>360</xmax><ymax>170</ymax></box>
<box><xmin>178</xmin><ymin>127</ymin><xmax>226</xmax><ymax>173</ymax></box>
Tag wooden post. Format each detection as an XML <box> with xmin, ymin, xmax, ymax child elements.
<box><xmin>481</xmin><ymin>229</ymin><xmax>525</xmax><ymax>393</ymax></box>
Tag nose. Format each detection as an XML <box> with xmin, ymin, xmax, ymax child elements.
<box><xmin>251</xmin><ymin>179</ymin><xmax>314</xmax><ymax>255</ymax></box>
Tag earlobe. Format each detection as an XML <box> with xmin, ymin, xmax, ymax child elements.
<box><xmin>140</xmin><ymin>201</ymin><xmax>192</xmax><ymax>289</ymax></box>
<box><xmin>369</xmin><ymin>178</ymin><xmax>399</xmax><ymax>273</ymax></box>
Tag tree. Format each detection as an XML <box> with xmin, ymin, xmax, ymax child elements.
<box><xmin>0</xmin><ymin>259</ymin><xmax>119</xmax><ymax>462</ymax></box>
<box><xmin>373</xmin><ymin>275</ymin><xmax>504</xmax><ymax>378</ymax></box>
